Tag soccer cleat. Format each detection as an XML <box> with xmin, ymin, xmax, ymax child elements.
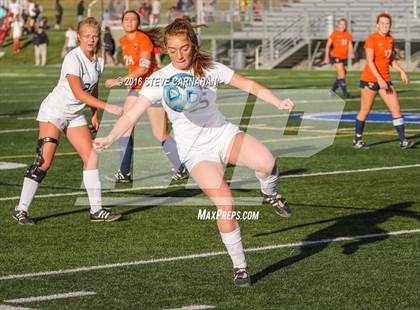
<box><xmin>106</xmin><ymin>170</ymin><xmax>132</xmax><ymax>183</ymax></box>
<box><xmin>400</xmin><ymin>140</ymin><xmax>416</xmax><ymax>149</ymax></box>
<box><xmin>352</xmin><ymin>140</ymin><xmax>369</xmax><ymax>149</ymax></box>
<box><xmin>328</xmin><ymin>89</ymin><xmax>336</xmax><ymax>97</ymax></box>
<box><xmin>12</xmin><ymin>210</ymin><xmax>35</xmax><ymax>225</ymax></box>
<box><xmin>344</xmin><ymin>92</ymin><xmax>351</xmax><ymax>99</ymax></box>
<box><xmin>261</xmin><ymin>192</ymin><xmax>291</xmax><ymax>217</ymax></box>
<box><xmin>233</xmin><ymin>267</ymin><xmax>251</xmax><ymax>287</ymax></box>
<box><xmin>90</xmin><ymin>209</ymin><xmax>122</xmax><ymax>222</ymax></box>
<box><xmin>171</xmin><ymin>165</ymin><xmax>189</xmax><ymax>182</ymax></box>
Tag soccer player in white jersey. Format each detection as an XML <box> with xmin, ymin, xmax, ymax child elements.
<box><xmin>13</xmin><ymin>17</ymin><xmax>123</xmax><ymax>225</ymax></box>
<box><xmin>94</xmin><ymin>18</ymin><xmax>294</xmax><ymax>286</ymax></box>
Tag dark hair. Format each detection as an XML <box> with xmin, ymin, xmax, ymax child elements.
<box><xmin>77</xmin><ymin>17</ymin><xmax>101</xmax><ymax>55</ymax></box>
<box><xmin>164</xmin><ymin>18</ymin><xmax>212</xmax><ymax>78</ymax></box>
<box><xmin>377</xmin><ymin>12</ymin><xmax>392</xmax><ymax>25</ymax></box>
<box><xmin>121</xmin><ymin>10</ymin><xmax>161</xmax><ymax>47</ymax></box>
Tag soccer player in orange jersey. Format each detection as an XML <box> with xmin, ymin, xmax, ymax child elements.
<box><xmin>105</xmin><ymin>10</ymin><xmax>187</xmax><ymax>182</ymax></box>
<box><xmin>353</xmin><ymin>13</ymin><xmax>414</xmax><ymax>149</ymax></box>
<box><xmin>324</xmin><ymin>19</ymin><xmax>354</xmax><ymax>98</ymax></box>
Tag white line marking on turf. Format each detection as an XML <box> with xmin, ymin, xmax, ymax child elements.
<box><xmin>0</xmin><ymin>305</ymin><xmax>35</xmax><ymax>310</ymax></box>
<box><xmin>0</xmin><ymin>164</ymin><xmax>419</xmax><ymax>202</ymax></box>
<box><xmin>3</xmin><ymin>292</ymin><xmax>96</xmax><ymax>304</ymax></box>
<box><xmin>167</xmin><ymin>305</ymin><xmax>215</xmax><ymax>310</ymax></box>
<box><xmin>0</xmin><ymin>228</ymin><xmax>419</xmax><ymax>281</ymax></box>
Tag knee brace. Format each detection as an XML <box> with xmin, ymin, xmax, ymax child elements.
<box><xmin>24</xmin><ymin>137</ymin><xmax>59</xmax><ymax>183</ymax></box>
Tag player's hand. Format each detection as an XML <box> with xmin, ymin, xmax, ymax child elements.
<box><xmin>378</xmin><ymin>79</ymin><xmax>389</xmax><ymax>90</ymax></box>
<box><xmin>105</xmin><ymin>79</ymin><xmax>120</xmax><ymax>88</ymax></box>
<box><xmin>105</xmin><ymin>104</ymin><xmax>123</xmax><ymax>116</ymax></box>
<box><xmin>351</xmin><ymin>52</ymin><xmax>355</xmax><ymax>59</ymax></box>
<box><xmin>324</xmin><ymin>57</ymin><xmax>330</xmax><ymax>64</ymax></box>
<box><xmin>400</xmin><ymin>71</ymin><xmax>409</xmax><ymax>84</ymax></box>
<box><xmin>275</xmin><ymin>98</ymin><xmax>294</xmax><ymax>112</ymax></box>
<box><xmin>93</xmin><ymin>136</ymin><xmax>112</xmax><ymax>152</ymax></box>
<box><xmin>91</xmin><ymin>113</ymin><xmax>99</xmax><ymax>131</ymax></box>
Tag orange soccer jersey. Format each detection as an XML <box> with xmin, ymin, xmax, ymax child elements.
<box><xmin>329</xmin><ymin>31</ymin><xmax>352</xmax><ymax>59</ymax></box>
<box><xmin>120</xmin><ymin>31</ymin><xmax>158</xmax><ymax>90</ymax></box>
<box><xmin>361</xmin><ymin>32</ymin><xmax>394</xmax><ymax>82</ymax></box>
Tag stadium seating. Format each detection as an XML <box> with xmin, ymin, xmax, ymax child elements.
<box><xmin>219</xmin><ymin>0</ymin><xmax>420</xmax><ymax>69</ymax></box>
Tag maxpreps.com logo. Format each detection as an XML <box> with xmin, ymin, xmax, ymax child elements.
<box><xmin>197</xmin><ymin>209</ymin><xmax>260</xmax><ymax>221</ymax></box>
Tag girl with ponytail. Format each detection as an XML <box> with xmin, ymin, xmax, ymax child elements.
<box><xmin>95</xmin><ymin>18</ymin><xmax>295</xmax><ymax>286</ymax></box>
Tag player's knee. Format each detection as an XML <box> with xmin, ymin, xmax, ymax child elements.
<box><xmin>256</xmin><ymin>153</ymin><xmax>275</xmax><ymax>174</ymax></box>
<box><xmin>25</xmin><ymin>137</ymin><xmax>59</xmax><ymax>183</ymax></box>
<box><xmin>81</xmin><ymin>151</ymin><xmax>98</xmax><ymax>170</ymax></box>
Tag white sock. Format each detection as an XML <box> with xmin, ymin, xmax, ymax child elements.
<box><xmin>256</xmin><ymin>166</ymin><xmax>279</xmax><ymax>195</ymax></box>
<box><xmin>220</xmin><ymin>228</ymin><xmax>247</xmax><ymax>269</ymax></box>
<box><xmin>83</xmin><ymin>169</ymin><xmax>102</xmax><ymax>214</ymax></box>
<box><xmin>16</xmin><ymin>177</ymin><xmax>39</xmax><ymax>213</ymax></box>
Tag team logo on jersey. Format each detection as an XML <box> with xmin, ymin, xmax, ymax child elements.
<box><xmin>379</xmin><ymin>43</ymin><xmax>383</xmax><ymax>46</ymax></box>
<box><xmin>134</xmin><ymin>43</ymin><xmax>138</xmax><ymax>50</ymax></box>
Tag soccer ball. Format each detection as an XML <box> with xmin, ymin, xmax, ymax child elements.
<box><xmin>163</xmin><ymin>73</ymin><xmax>202</xmax><ymax>112</ymax></box>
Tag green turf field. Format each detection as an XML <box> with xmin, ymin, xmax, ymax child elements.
<box><xmin>0</xmin><ymin>66</ymin><xmax>419</xmax><ymax>310</ymax></box>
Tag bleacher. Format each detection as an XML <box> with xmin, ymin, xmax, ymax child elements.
<box><xmin>205</xmin><ymin>0</ymin><xmax>420</xmax><ymax>69</ymax></box>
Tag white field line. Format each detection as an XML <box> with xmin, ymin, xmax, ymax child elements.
<box><xmin>0</xmin><ymin>228</ymin><xmax>419</xmax><ymax>282</ymax></box>
<box><xmin>4</xmin><ymin>292</ymin><xmax>96</xmax><ymax>304</ymax></box>
<box><xmin>0</xmin><ymin>305</ymin><xmax>35</xmax><ymax>310</ymax></box>
<box><xmin>167</xmin><ymin>305</ymin><xmax>215</xmax><ymax>310</ymax></box>
<box><xmin>3</xmin><ymin>110</ymin><xmax>420</xmax><ymax>134</ymax></box>
<box><xmin>0</xmin><ymin>164</ymin><xmax>419</xmax><ymax>202</ymax></box>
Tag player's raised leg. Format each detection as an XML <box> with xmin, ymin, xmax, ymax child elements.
<box><xmin>190</xmin><ymin>160</ymin><xmax>250</xmax><ymax>287</ymax></box>
<box><xmin>226</xmin><ymin>132</ymin><xmax>291</xmax><ymax>217</ymax></box>
<box><xmin>67</xmin><ymin>125</ymin><xmax>122</xmax><ymax>222</ymax></box>
<box><xmin>13</xmin><ymin>122</ymin><xmax>60</xmax><ymax>225</ymax></box>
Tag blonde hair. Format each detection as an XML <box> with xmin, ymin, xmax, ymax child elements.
<box><xmin>77</xmin><ymin>17</ymin><xmax>102</xmax><ymax>54</ymax></box>
<box><xmin>337</xmin><ymin>18</ymin><xmax>348</xmax><ymax>30</ymax></box>
<box><xmin>164</xmin><ymin>18</ymin><xmax>212</xmax><ymax>78</ymax></box>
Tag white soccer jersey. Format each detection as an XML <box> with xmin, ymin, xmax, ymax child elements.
<box><xmin>65</xmin><ymin>29</ymin><xmax>77</xmax><ymax>48</ymax></box>
<box><xmin>39</xmin><ymin>47</ymin><xmax>104</xmax><ymax>119</ymax></box>
<box><xmin>140</xmin><ymin>61</ymin><xmax>235</xmax><ymax>149</ymax></box>
<box><xmin>11</xmin><ymin>20</ymin><xmax>23</xmax><ymax>38</ymax></box>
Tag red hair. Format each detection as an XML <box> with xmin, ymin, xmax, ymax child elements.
<box><xmin>377</xmin><ymin>12</ymin><xmax>392</xmax><ymax>25</ymax></box>
<box><xmin>164</xmin><ymin>18</ymin><xmax>212</xmax><ymax>79</ymax></box>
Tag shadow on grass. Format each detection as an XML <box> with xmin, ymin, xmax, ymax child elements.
<box><xmin>251</xmin><ymin>201</ymin><xmax>419</xmax><ymax>284</ymax></box>
<box><xmin>32</xmin><ymin>167</ymin><xmax>306</xmax><ymax>222</ymax></box>
<box><xmin>33</xmin><ymin>207</ymin><xmax>89</xmax><ymax>223</ymax></box>
<box><xmin>367</xmin><ymin>133</ymin><xmax>420</xmax><ymax>148</ymax></box>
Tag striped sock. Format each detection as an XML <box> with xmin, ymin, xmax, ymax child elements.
<box><xmin>393</xmin><ymin>117</ymin><xmax>406</xmax><ymax>142</ymax></box>
<box><xmin>355</xmin><ymin>118</ymin><xmax>365</xmax><ymax>142</ymax></box>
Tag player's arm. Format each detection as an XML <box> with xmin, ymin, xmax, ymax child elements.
<box><xmin>105</xmin><ymin>51</ymin><xmax>152</xmax><ymax>88</ymax></box>
<box><xmin>93</xmin><ymin>94</ymin><xmax>152</xmax><ymax>151</ymax></box>
<box><xmin>391</xmin><ymin>57</ymin><xmax>409</xmax><ymax>84</ymax></box>
<box><xmin>348</xmin><ymin>41</ymin><xmax>355</xmax><ymax>59</ymax></box>
<box><xmin>67</xmin><ymin>74</ymin><xmax>122</xmax><ymax>115</ymax></box>
<box><xmin>228</xmin><ymin>73</ymin><xmax>294</xmax><ymax>112</ymax></box>
<box><xmin>365</xmin><ymin>47</ymin><xmax>388</xmax><ymax>89</ymax></box>
<box><xmin>324</xmin><ymin>38</ymin><xmax>332</xmax><ymax>63</ymax></box>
